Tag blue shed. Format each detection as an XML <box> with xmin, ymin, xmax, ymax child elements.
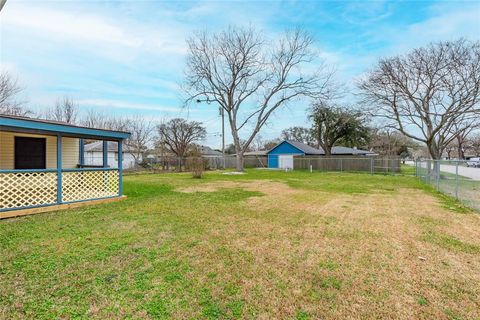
<box><xmin>267</xmin><ymin>140</ymin><xmax>323</xmax><ymax>169</ymax></box>
<box><xmin>266</xmin><ymin>140</ymin><xmax>374</xmax><ymax>169</ymax></box>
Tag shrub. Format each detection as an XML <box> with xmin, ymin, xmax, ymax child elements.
<box><xmin>186</xmin><ymin>157</ymin><xmax>205</xmax><ymax>178</ymax></box>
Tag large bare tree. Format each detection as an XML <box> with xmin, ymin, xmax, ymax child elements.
<box><xmin>124</xmin><ymin>115</ymin><xmax>155</xmax><ymax>164</ymax></box>
<box><xmin>157</xmin><ymin>118</ymin><xmax>206</xmax><ymax>157</ymax></box>
<box><xmin>184</xmin><ymin>26</ymin><xmax>333</xmax><ymax>170</ymax></box>
<box><xmin>45</xmin><ymin>96</ymin><xmax>78</xmax><ymax>124</ymax></box>
<box><xmin>0</xmin><ymin>71</ymin><xmax>29</xmax><ymax>116</ymax></box>
<box><xmin>358</xmin><ymin>39</ymin><xmax>480</xmax><ymax>159</ymax></box>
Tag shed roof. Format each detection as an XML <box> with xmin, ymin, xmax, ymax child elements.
<box><xmin>268</xmin><ymin>140</ymin><xmax>374</xmax><ymax>156</ymax></box>
<box><xmin>0</xmin><ymin>114</ymin><xmax>130</xmax><ymax>140</ymax></box>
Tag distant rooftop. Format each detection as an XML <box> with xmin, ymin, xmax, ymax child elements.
<box><xmin>269</xmin><ymin>140</ymin><xmax>375</xmax><ymax>156</ymax></box>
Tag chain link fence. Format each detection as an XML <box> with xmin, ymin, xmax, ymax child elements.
<box><xmin>415</xmin><ymin>160</ymin><xmax>480</xmax><ymax>212</ymax></box>
<box><xmin>294</xmin><ymin>157</ymin><xmax>400</xmax><ymax>173</ymax></box>
<box><xmin>126</xmin><ymin>155</ymin><xmax>400</xmax><ymax>174</ymax></box>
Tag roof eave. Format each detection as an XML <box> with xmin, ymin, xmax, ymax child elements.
<box><xmin>0</xmin><ymin>115</ymin><xmax>131</xmax><ymax>140</ymax></box>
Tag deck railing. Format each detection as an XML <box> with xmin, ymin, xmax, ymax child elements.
<box><xmin>0</xmin><ymin>168</ymin><xmax>120</xmax><ymax>212</ymax></box>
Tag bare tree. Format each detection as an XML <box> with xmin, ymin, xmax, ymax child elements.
<box><xmin>309</xmin><ymin>100</ymin><xmax>369</xmax><ymax>156</ymax></box>
<box><xmin>45</xmin><ymin>96</ymin><xmax>78</xmax><ymax>124</ymax></box>
<box><xmin>123</xmin><ymin>116</ymin><xmax>155</xmax><ymax>164</ymax></box>
<box><xmin>281</xmin><ymin>126</ymin><xmax>315</xmax><ymax>145</ymax></box>
<box><xmin>185</xmin><ymin>26</ymin><xmax>333</xmax><ymax>170</ymax></box>
<box><xmin>81</xmin><ymin>109</ymin><xmax>129</xmax><ymax>132</ymax></box>
<box><xmin>466</xmin><ymin>133</ymin><xmax>480</xmax><ymax>156</ymax></box>
<box><xmin>157</xmin><ymin>118</ymin><xmax>206</xmax><ymax>157</ymax></box>
<box><xmin>369</xmin><ymin>127</ymin><xmax>419</xmax><ymax>157</ymax></box>
<box><xmin>358</xmin><ymin>39</ymin><xmax>480</xmax><ymax>159</ymax></box>
<box><xmin>0</xmin><ymin>71</ymin><xmax>29</xmax><ymax>116</ymax></box>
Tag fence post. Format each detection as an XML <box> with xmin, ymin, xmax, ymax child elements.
<box><xmin>340</xmin><ymin>159</ymin><xmax>343</xmax><ymax>172</ymax></box>
<box><xmin>455</xmin><ymin>161</ymin><xmax>459</xmax><ymax>199</ymax></box>
<box><xmin>436</xmin><ymin>161</ymin><xmax>440</xmax><ymax>190</ymax></box>
<box><xmin>370</xmin><ymin>158</ymin><xmax>374</xmax><ymax>174</ymax></box>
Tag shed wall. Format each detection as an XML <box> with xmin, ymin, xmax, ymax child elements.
<box><xmin>267</xmin><ymin>141</ymin><xmax>304</xmax><ymax>168</ymax></box>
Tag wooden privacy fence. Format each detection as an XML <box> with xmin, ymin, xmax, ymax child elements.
<box><xmin>135</xmin><ymin>156</ymin><xmax>399</xmax><ymax>173</ymax></box>
<box><xmin>294</xmin><ymin>157</ymin><xmax>401</xmax><ymax>173</ymax></box>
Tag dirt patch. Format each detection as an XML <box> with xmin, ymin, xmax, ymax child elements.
<box><xmin>177</xmin><ymin>180</ymin><xmax>297</xmax><ymax>196</ymax></box>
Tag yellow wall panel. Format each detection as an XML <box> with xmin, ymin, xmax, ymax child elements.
<box><xmin>0</xmin><ymin>131</ymin><xmax>79</xmax><ymax>169</ymax></box>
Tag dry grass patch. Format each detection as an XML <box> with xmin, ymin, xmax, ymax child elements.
<box><xmin>175</xmin><ymin>178</ymin><xmax>480</xmax><ymax>319</ymax></box>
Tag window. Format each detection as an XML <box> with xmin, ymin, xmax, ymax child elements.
<box><xmin>14</xmin><ymin>137</ymin><xmax>47</xmax><ymax>169</ymax></box>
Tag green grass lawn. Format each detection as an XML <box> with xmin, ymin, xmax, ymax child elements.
<box><xmin>1</xmin><ymin>170</ymin><xmax>479</xmax><ymax>319</ymax></box>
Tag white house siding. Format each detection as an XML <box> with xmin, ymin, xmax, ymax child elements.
<box><xmin>84</xmin><ymin>151</ymin><xmax>138</xmax><ymax>169</ymax></box>
<box><xmin>0</xmin><ymin>131</ymin><xmax>79</xmax><ymax>169</ymax></box>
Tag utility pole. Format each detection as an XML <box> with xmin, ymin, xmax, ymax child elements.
<box><xmin>196</xmin><ymin>97</ymin><xmax>226</xmax><ymax>169</ymax></box>
<box><xmin>220</xmin><ymin>106</ymin><xmax>225</xmax><ymax>169</ymax></box>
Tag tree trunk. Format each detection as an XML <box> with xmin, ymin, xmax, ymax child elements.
<box><xmin>457</xmin><ymin>143</ymin><xmax>465</xmax><ymax>160</ymax></box>
<box><xmin>236</xmin><ymin>152</ymin><xmax>244</xmax><ymax>172</ymax></box>
<box><xmin>324</xmin><ymin>145</ymin><xmax>332</xmax><ymax>156</ymax></box>
<box><xmin>427</xmin><ymin>141</ymin><xmax>442</xmax><ymax>160</ymax></box>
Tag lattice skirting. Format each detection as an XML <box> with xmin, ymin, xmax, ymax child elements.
<box><xmin>0</xmin><ymin>172</ymin><xmax>58</xmax><ymax>210</ymax></box>
<box><xmin>62</xmin><ymin>170</ymin><xmax>119</xmax><ymax>202</ymax></box>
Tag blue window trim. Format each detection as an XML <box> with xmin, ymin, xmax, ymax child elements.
<box><xmin>118</xmin><ymin>141</ymin><xmax>123</xmax><ymax>196</ymax></box>
<box><xmin>57</xmin><ymin>134</ymin><xmax>62</xmax><ymax>204</ymax></box>
<box><xmin>103</xmin><ymin>140</ymin><xmax>108</xmax><ymax>167</ymax></box>
<box><xmin>0</xmin><ymin>115</ymin><xmax>130</xmax><ymax>140</ymax></box>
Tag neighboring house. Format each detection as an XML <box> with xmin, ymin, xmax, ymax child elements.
<box><xmin>0</xmin><ymin>114</ymin><xmax>130</xmax><ymax>219</ymax></box>
<box><xmin>84</xmin><ymin>141</ymin><xmax>139</xmax><ymax>169</ymax></box>
<box><xmin>199</xmin><ymin>145</ymin><xmax>223</xmax><ymax>158</ymax></box>
<box><xmin>267</xmin><ymin>140</ymin><xmax>375</xmax><ymax>169</ymax></box>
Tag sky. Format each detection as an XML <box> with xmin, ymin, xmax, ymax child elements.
<box><xmin>1</xmin><ymin>0</ymin><xmax>479</xmax><ymax>148</ymax></box>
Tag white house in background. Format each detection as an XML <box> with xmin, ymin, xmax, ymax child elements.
<box><xmin>84</xmin><ymin>141</ymin><xmax>140</xmax><ymax>169</ymax></box>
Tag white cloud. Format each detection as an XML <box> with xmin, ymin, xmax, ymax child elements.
<box><xmin>2</xmin><ymin>4</ymin><xmax>139</xmax><ymax>47</ymax></box>
<box><xmin>1</xmin><ymin>2</ymin><xmax>189</xmax><ymax>57</ymax></box>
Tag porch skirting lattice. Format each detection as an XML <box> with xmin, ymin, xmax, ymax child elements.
<box><xmin>0</xmin><ymin>171</ymin><xmax>57</xmax><ymax>210</ymax></box>
<box><xmin>62</xmin><ymin>170</ymin><xmax>119</xmax><ymax>202</ymax></box>
<box><xmin>0</xmin><ymin>169</ymin><xmax>120</xmax><ymax>211</ymax></box>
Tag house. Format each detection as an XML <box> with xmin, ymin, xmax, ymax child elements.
<box><xmin>267</xmin><ymin>140</ymin><xmax>375</xmax><ymax>169</ymax></box>
<box><xmin>199</xmin><ymin>145</ymin><xmax>223</xmax><ymax>157</ymax></box>
<box><xmin>84</xmin><ymin>141</ymin><xmax>139</xmax><ymax>169</ymax></box>
<box><xmin>0</xmin><ymin>114</ymin><xmax>130</xmax><ymax>219</ymax></box>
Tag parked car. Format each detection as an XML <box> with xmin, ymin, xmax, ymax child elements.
<box><xmin>466</xmin><ymin>157</ymin><xmax>480</xmax><ymax>168</ymax></box>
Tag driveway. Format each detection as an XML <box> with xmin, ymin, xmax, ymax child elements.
<box><xmin>439</xmin><ymin>164</ymin><xmax>480</xmax><ymax>181</ymax></box>
<box><xmin>406</xmin><ymin>160</ymin><xmax>480</xmax><ymax>181</ymax></box>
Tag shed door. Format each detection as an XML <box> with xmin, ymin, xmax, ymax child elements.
<box><xmin>14</xmin><ymin>137</ymin><xmax>46</xmax><ymax>169</ymax></box>
<box><xmin>278</xmin><ymin>155</ymin><xmax>294</xmax><ymax>169</ymax></box>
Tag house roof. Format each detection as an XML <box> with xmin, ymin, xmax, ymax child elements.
<box><xmin>283</xmin><ymin>140</ymin><xmax>324</xmax><ymax>155</ymax></box>
<box><xmin>199</xmin><ymin>146</ymin><xmax>223</xmax><ymax>156</ymax></box>
<box><xmin>84</xmin><ymin>141</ymin><xmax>134</xmax><ymax>153</ymax></box>
<box><xmin>0</xmin><ymin>114</ymin><xmax>130</xmax><ymax>140</ymax></box>
<box><xmin>268</xmin><ymin>140</ymin><xmax>375</xmax><ymax>156</ymax></box>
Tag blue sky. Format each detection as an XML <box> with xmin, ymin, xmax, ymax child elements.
<box><xmin>1</xmin><ymin>0</ymin><xmax>479</xmax><ymax>148</ymax></box>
